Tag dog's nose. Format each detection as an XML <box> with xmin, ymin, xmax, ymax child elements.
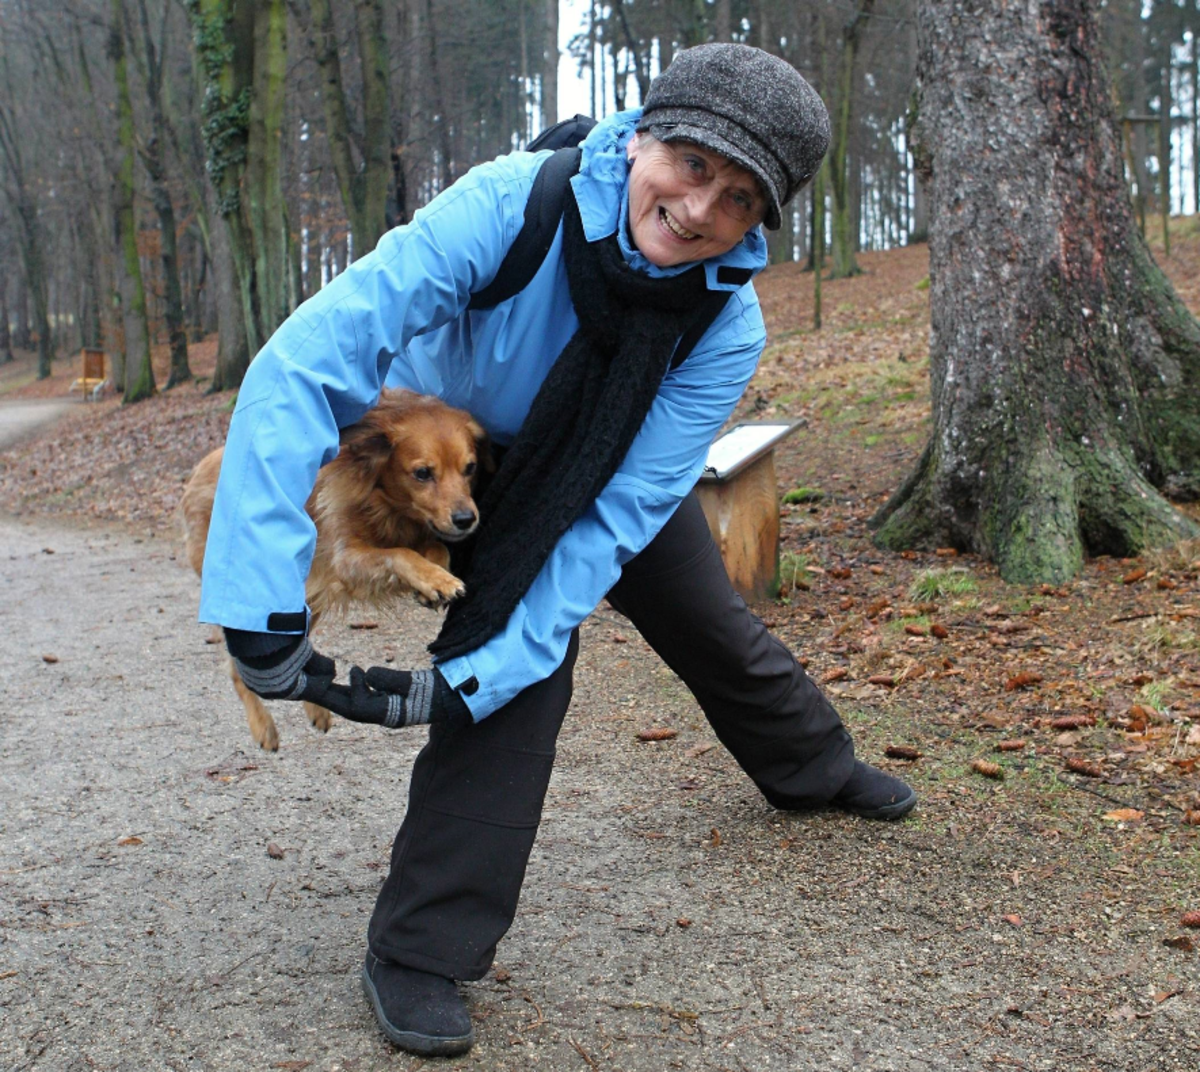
<box><xmin>451</xmin><ymin>510</ymin><xmax>477</xmax><ymax>531</ymax></box>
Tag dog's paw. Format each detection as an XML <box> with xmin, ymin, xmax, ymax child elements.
<box><xmin>303</xmin><ymin>700</ymin><xmax>332</xmax><ymax>734</ymax></box>
<box><xmin>413</xmin><ymin>570</ymin><xmax>467</xmax><ymax>609</ymax></box>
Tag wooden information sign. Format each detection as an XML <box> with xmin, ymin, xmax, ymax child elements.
<box><xmin>695</xmin><ymin>421</ymin><xmax>802</xmax><ymax>602</ymax></box>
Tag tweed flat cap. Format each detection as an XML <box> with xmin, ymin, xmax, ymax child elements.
<box><xmin>637</xmin><ymin>43</ymin><xmax>830</xmax><ymax>230</ymax></box>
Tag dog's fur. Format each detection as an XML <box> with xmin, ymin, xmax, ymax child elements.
<box><xmin>181</xmin><ymin>389</ymin><xmax>486</xmax><ymax>750</ymax></box>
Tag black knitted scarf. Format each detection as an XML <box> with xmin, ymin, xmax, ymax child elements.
<box><xmin>429</xmin><ymin>190</ymin><xmax>709</xmax><ymax>661</ymax></box>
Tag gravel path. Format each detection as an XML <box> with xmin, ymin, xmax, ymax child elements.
<box><xmin>0</xmin><ymin>401</ymin><xmax>75</xmax><ymax>452</ymax></box>
<box><xmin>1</xmin><ymin>514</ymin><xmax>1198</xmax><ymax>1072</ymax></box>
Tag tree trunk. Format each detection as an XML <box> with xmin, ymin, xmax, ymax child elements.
<box><xmin>14</xmin><ymin>275</ymin><xmax>31</xmax><ymax>350</ymax></box>
<box><xmin>0</xmin><ymin>280</ymin><xmax>13</xmax><ymax>363</ymax></box>
<box><xmin>113</xmin><ymin>0</ymin><xmax>156</xmax><ymax>404</ymax></box>
<box><xmin>135</xmin><ymin>0</ymin><xmax>191</xmax><ymax>387</ymax></box>
<box><xmin>872</xmin><ymin>0</ymin><xmax>1200</xmax><ymax>584</ymax></box>
<box><xmin>542</xmin><ymin>0</ymin><xmax>558</xmax><ymax>127</ymax></box>
<box><xmin>305</xmin><ymin>0</ymin><xmax>391</xmax><ymax>255</ymax></box>
<box><xmin>828</xmin><ymin>1</ymin><xmax>875</xmax><ymax>279</ymax></box>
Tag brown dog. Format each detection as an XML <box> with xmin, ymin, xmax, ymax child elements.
<box><xmin>181</xmin><ymin>389</ymin><xmax>486</xmax><ymax>750</ymax></box>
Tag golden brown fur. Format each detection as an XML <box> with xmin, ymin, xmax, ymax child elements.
<box><xmin>181</xmin><ymin>389</ymin><xmax>486</xmax><ymax>750</ymax></box>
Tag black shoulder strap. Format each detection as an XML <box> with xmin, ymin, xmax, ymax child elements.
<box><xmin>670</xmin><ymin>263</ymin><xmax>753</xmax><ymax>370</ymax></box>
<box><xmin>468</xmin><ymin>146</ymin><xmax>582</xmax><ymax>311</ymax></box>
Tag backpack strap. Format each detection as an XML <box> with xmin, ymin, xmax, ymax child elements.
<box><xmin>669</xmin><ymin>265</ymin><xmax>752</xmax><ymax>370</ymax></box>
<box><xmin>468</xmin><ymin>146</ymin><xmax>582</xmax><ymax>311</ymax></box>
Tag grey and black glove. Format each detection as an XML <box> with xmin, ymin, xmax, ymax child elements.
<box><xmin>225</xmin><ymin>629</ymin><xmax>353</xmax><ymax>711</ymax></box>
<box><xmin>333</xmin><ymin>665</ymin><xmax>473</xmax><ymax>730</ymax></box>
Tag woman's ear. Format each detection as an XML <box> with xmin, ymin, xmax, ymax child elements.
<box><xmin>626</xmin><ymin>132</ymin><xmax>641</xmax><ymax>162</ymax></box>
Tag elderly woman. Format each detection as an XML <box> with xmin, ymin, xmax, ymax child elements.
<box><xmin>200</xmin><ymin>44</ymin><xmax>916</xmax><ymax>1056</ymax></box>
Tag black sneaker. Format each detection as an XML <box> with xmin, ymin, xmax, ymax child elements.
<box><xmin>361</xmin><ymin>952</ymin><xmax>474</xmax><ymax>1056</ymax></box>
<box><xmin>831</xmin><ymin>760</ymin><xmax>917</xmax><ymax>820</ymax></box>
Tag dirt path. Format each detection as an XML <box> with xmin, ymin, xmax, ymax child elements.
<box><xmin>0</xmin><ymin>400</ymin><xmax>75</xmax><ymax>452</ymax></box>
<box><xmin>1</xmin><ymin>514</ymin><xmax>1197</xmax><ymax>1071</ymax></box>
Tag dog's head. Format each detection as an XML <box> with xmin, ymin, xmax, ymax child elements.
<box><xmin>340</xmin><ymin>390</ymin><xmax>488</xmax><ymax>542</ymax></box>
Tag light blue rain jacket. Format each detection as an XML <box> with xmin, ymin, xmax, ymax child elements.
<box><xmin>199</xmin><ymin>109</ymin><xmax>768</xmax><ymax>720</ymax></box>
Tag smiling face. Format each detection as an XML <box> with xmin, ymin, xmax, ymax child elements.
<box><xmin>625</xmin><ymin>133</ymin><xmax>766</xmax><ymax>268</ymax></box>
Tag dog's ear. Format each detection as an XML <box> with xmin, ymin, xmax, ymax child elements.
<box><xmin>340</xmin><ymin>421</ymin><xmax>393</xmax><ymax>476</ymax></box>
<box><xmin>467</xmin><ymin>417</ymin><xmax>496</xmax><ymax>474</ymax></box>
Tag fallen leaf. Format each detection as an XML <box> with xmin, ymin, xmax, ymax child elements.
<box><xmin>1051</xmin><ymin>714</ymin><xmax>1096</xmax><ymax>730</ymax></box>
<box><xmin>685</xmin><ymin>743</ymin><xmax>714</xmax><ymax>758</ymax></box>
<box><xmin>41</xmin><ymin>654</ymin><xmax>59</xmax><ymax>664</ymax></box>
<box><xmin>1065</xmin><ymin>757</ymin><xmax>1102</xmax><ymax>778</ymax></box>
<box><xmin>971</xmin><ymin>759</ymin><xmax>1004</xmax><ymax>780</ymax></box>
<box><xmin>117</xmin><ymin>836</ymin><xmax>143</xmax><ymax>847</ymax></box>
<box><xmin>1122</xmin><ymin>567</ymin><xmax>1147</xmax><ymax>584</ymax></box>
<box><xmin>1005</xmin><ymin>672</ymin><xmax>1043</xmax><ymax>691</ymax></box>
<box><xmin>865</xmin><ymin>597</ymin><xmax>891</xmax><ymax>618</ymax></box>
<box><xmin>869</xmin><ymin>565</ymin><xmax>885</xmax><ymax>575</ymax></box>
<box><xmin>1153</xmin><ymin>990</ymin><xmax>1179</xmax><ymax>1004</ymax></box>
<box><xmin>930</xmin><ymin>624</ymin><xmax>949</xmax><ymax>639</ymax></box>
<box><xmin>494</xmin><ymin>967</ymin><xmax>511</xmax><ymax>983</ymax></box>
<box><xmin>868</xmin><ymin>674</ymin><xmax>896</xmax><ymax>688</ymax></box>
<box><xmin>0</xmin><ymin>970</ymin><xmax>18</xmax><ymax>980</ymax></box>
<box><xmin>676</xmin><ymin>917</ymin><xmax>693</xmax><ymax>928</ymax></box>
<box><xmin>829</xmin><ymin>567</ymin><xmax>852</xmax><ymax>579</ymax></box>
<box><xmin>822</xmin><ymin>667</ymin><xmax>849</xmax><ymax>683</ymax></box>
<box><xmin>1158</xmin><ymin>577</ymin><xmax>1178</xmax><ymax>590</ymax></box>
<box><xmin>709</xmin><ymin>827</ymin><xmax>722</xmax><ymax>848</ymax></box>
<box><xmin>935</xmin><ymin>547</ymin><xmax>958</xmax><ymax>557</ymax></box>
<box><xmin>611</xmin><ymin>633</ymin><xmax>628</xmax><ymax>644</ymax></box>
<box><xmin>1183</xmin><ymin>810</ymin><xmax>1200</xmax><ymax>826</ymax></box>
<box><xmin>267</xmin><ymin>842</ymin><xmax>285</xmax><ymax>859</ymax></box>
<box><xmin>637</xmin><ymin>727</ymin><xmax>678</xmax><ymax>742</ymax></box>
<box><xmin>1002</xmin><ymin>913</ymin><xmax>1022</xmax><ymax>926</ymax></box>
<box><xmin>995</xmin><ymin>740</ymin><xmax>1027</xmax><ymax>752</ymax></box>
<box><xmin>884</xmin><ymin>745</ymin><xmax>921</xmax><ymax>760</ymax></box>
<box><xmin>1102</xmin><ymin>809</ymin><xmax>1144</xmax><ymax>823</ymax></box>
<box><xmin>1163</xmin><ymin>935</ymin><xmax>1195</xmax><ymax>951</ymax></box>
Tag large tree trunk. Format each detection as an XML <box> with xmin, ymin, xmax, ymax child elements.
<box><xmin>872</xmin><ymin>0</ymin><xmax>1200</xmax><ymax>584</ymax></box>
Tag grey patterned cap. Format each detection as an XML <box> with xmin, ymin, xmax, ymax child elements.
<box><xmin>637</xmin><ymin>43</ymin><xmax>830</xmax><ymax>230</ymax></box>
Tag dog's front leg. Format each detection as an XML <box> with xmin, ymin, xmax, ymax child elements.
<box><xmin>334</xmin><ymin>538</ymin><xmax>465</xmax><ymax>608</ymax></box>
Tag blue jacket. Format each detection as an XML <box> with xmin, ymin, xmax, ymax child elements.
<box><xmin>199</xmin><ymin>109</ymin><xmax>768</xmax><ymax>720</ymax></box>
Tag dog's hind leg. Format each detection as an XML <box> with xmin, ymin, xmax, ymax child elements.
<box><xmin>228</xmin><ymin>656</ymin><xmax>281</xmax><ymax>751</ymax></box>
<box><xmin>301</xmin><ymin>610</ymin><xmax>332</xmax><ymax>735</ymax></box>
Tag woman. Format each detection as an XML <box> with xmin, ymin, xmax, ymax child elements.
<box><xmin>200</xmin><ymin>44</ymin><xmax>916</xmax><ymax>1056</ymax></box>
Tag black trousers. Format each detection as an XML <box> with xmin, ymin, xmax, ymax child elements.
<box><xmin>367</xmin><ymin>492</ymin><xmax>855</xmax><ymax>980</ymax></box>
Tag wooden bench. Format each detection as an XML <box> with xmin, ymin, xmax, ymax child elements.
<box><xmin>69</xmin><ymin>348</ymin><xmax>108</xmax><ymax>400</ymax></box>
<box><xmin>695</xmin><ymin>421</ymin><xmax>802</xmax><ymax>602</ymax></box>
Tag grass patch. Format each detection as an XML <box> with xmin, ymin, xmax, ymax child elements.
<box><xmin>778</xmin><ymin>551</ymin><xmax>811</xmax><ymax>600</ymax></box>
<box><xmin>908</xmin><ymin>568</ymin><xmax>978</xmax><ymax>601</ymax></box>
<box><xmin>783</xmin><ymin>486</ymin><xmax>825</xmax><ymax>505</ymax></box>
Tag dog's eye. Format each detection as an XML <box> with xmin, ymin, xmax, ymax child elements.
<box><xmin>413</xmin><ymin>467</ymin><xmax>434</xmax><ymax>483</ymax></box>
<box><xmin>463</xmin><ymin>462</ymin><xmax>476</xmax><ymax>477</ymax></box>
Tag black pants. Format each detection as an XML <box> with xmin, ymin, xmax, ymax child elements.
<box><xmin>367</xmin><ymin>492</ymin><xmax>855</xmax><ymax>980</ymax></box>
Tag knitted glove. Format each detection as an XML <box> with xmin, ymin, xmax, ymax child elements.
<box><xmin>335</xmin><ymin>665</ymin><xmax>473</xmax><ymax>730</ymax></box>
<box><xmin>225</xmin><ymin>630</ymin><xmax>352</xmax><ymax>712</ymax></box>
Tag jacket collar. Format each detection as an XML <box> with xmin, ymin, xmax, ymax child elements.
<box><xmin>569</xmin><ymin>108</ymin><xmax>767</xmax><ymax>292</ymax></box>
